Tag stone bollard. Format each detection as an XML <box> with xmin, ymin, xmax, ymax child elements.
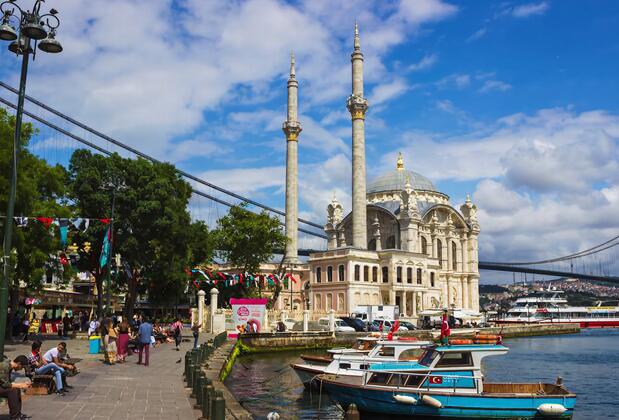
<box><xmin>187</xmin><ymin>361</ymin><xmax>195</xmax><ymax>388</ymax></box>
<box><xmin>345</xmin><ymin>403</ymin><xmax>360</xmax><ymax>420</ymax></box>
<box><xmin>195</xmin><ymin>372</ymin><xmax>206</xmax><ymax>408</ymax></box>
<box><xmin>211</xmin><ymin>390</ymin><xmax>225</xmax><ymax>420</ymax></box>
<box><xmin>202</xmin><ymin>383</ymin><xmax>214</xmax><ymax>419</ymax></box>
<box><xmin>303</xmin><ymin>309</ymin><xmax>309</xmax><ymax>332</ymax></box>
<box><xmin>192</xmin><ymin>364</ymin><xmax>202</xmax><ymax>397</ymax></box>
<box><xmin>184</xmin><ymin>351</ymin><xmax>190</xmax><ymax>378</ymax></box>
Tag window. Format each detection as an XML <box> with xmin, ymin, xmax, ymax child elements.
<box><xmin>316</xmin><ymin>267</ymin><xmax>322</xmax><ymax>283</ymax></box>
<box><xmin>338</xmin><ymin>265</ymin><xmax>345</xmax><ymax>282</ymax></box>
<box><xmin>372</xmin><ymin>267</ymin><xmax>378</xmax><ymax>283</ymax></box>
<box><xmin>354</xmin><ymin>265</ymin><xmax>360</xmax><ymax>281</ymax></box>
<box><xmin>315</xmin><ymin>294</ymin><xmax>322</xmax><ymax>310</ymax></box>
<box><xmin>364</xmin><ymin>266</ymin><xmax>369</xmax><ymax>282</ymax></box>
<box><xmin>430</xmin><ymin>272</ymin><xmax>435</xmax><ymax>288</ymax></box>
<box><xmin>437</xmin><ymin>239</ymin><xmax>443</xmax><ymax>268</ymax></box>
<box><xmin>387</xmin><ymin>235</ymin><xmax>396</xmax><ymax>249</ymax></box>
<box><xmin>368</xmin><ymin>239</ymin><xmax>376</xmax><ymax>250</ymax></box>
<box><xmin>407</xmin><ymin>267</ymin><xmax>412</xmax><ymax>284</ymax></box>
<box><xmin>327</xmin><ymin>266</ymin><xmax>333</xmax><ymax>282</ymax></box>
<box><xmin>326</xmin><ymin>293</ymin><xmax>332</xmax><ymax>310</ymax></box>
<box><xmin>397</xmin><ymin>266</ymin><xmax>402</xmax><ymax>283</ymax></box>
<box><xmin>368</xmin><ymin>372</ymin><xmax>391</xmax><ymax>385</ymax></box>
<box><xmin>399</xmin><ymin>348</ymin><xmax>425</xmax><ymax>361</ymax></box>
<box><xmin>378</xmin><ymin>347</ymin><xmax>395</xmax><ymax>357</ymax></box>
<box><xmin>435</xmin><ymin>352</ymin><xmax>473</xmax><ymax>367</ymax></box>
<box><xmin>382</xmin><ymin>267</ymin><xmax>389</xmax><ymax>283</ymax></box>
<box><xmin>418</xmin><ymin>349</ymin><xmax>439</xmax><ymax>367</ymax></box>
<box><xmin>452</xmin><ymin>241</ymin><xmax>458</xmax><ymax>271</ymax></box>
<box><xmin>405</xmin><ymin>373</ymin><xmax>426</xmax><ymax>387</ymax></box>
<box><xmin>421</xmin><ymin>236</ymin><xmax>428</xmax><ymax>255</ymax></box>
<box><xmin>417</xmin><ymin>268</ymin><xmax>422</xmax><ymax>285</ymax></box>
<box><xmin>339</xmin><ymin>363</ymin><xmax>352</xmax><ymax>369</ymax></box>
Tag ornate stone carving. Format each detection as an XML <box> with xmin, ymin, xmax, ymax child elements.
<box><xmin>347</xmin><ymin>94</ymin><xmax>369</xmax><ymax>120</ymax></box>
<box><xmin>400</xmin><ymin>175</ymin><xmax>420</xmax><ymax>220</ymax></box>
<box><xmin>451</xmin><ymin>285</ymin><xmax>458</xmax><ymax>305</ymax></box>
<box><xmin>326</xmin><ymin>195</ymin><xmax>343</xmax><ymax>227</ymax></box>
<box><xmin>430</xmin><ymin>296</ymin><xmax>440</xmax><ymax>308</ymax></box>
<box><xmin>416</xmin><ymin>293</ymin><xmax>422</xmax><ymax>312</ymax></box>
<box><xmin>460</xmin><ymin>194</ymin><xmax>480</xmax><ymax>233</ymax></box>
<box><xmin>282</xmin><ymin>120</ymin><xmax>302</xmax><ymax>141</ymax></box>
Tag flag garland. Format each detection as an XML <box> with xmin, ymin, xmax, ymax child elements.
<box><xmin>190</xmin><ymin>269</ymin><xmax>297</xmax><ymax>289</ymax></box>
<box><xmin>2</xmin><ymin>216</ymin><xmax>112</xmax><ymax>229</ymax></box>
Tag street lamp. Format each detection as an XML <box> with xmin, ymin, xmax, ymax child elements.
<box><xmin>103</xmin><ymin>178</ymin><xmax>126</xmax><ymax>315</ymax></box>
<box><xmin>0</xmin><ymin>0</ymin><xmax>63</xmax><ymax>358</ymax></box>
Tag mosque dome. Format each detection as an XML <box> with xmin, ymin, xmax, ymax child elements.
<box><xmin>367</xmin><ymin>153</ymin><xmax>437</xmax><ymax>194</ymax></box>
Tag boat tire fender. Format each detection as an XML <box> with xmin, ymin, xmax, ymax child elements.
<box><xmin>420</xmin><ymin>394</ymin><xmax>443</xmax><ymax>408</ymax></box>
<box><xmin>537</xmin><ymin>403</ymin><xmax>567</xmax><ymax>416</ymax></box>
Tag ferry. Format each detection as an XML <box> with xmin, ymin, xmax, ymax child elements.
<box><xmin>319</xmin><ymin>344</ymin><xmax>576</xmax><ymax>418</ymax></box>
<box><xmin>291</xmin><ymin>338</ymin><xmax>431</xmax><ymax>387</ymax></box>
<box><xmin>498</xmin><ymin>289</ymin><xmax>619</xmax><ymax>328</ymax></box>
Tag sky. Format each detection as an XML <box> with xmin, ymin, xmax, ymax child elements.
<box><xmin>1</xmin><ymin>0</ymin><xmax>619</xmax><ymax>283</ymax></box>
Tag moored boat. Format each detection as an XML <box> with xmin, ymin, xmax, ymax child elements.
<box><xmin>319</xmin><ymin>344</ymin><xmax>576</xmax><ymax>418</ymax></box>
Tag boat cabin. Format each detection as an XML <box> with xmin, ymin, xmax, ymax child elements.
<box><xmin>366</xmin><ymin>344</ymin><xmax>509</xmax><ymax>394</ymax></box>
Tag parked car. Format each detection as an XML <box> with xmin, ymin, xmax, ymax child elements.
<box><xmin>340</xmin><ymin>317</ymin><xmax>367</xmax><ymax>332</ymax></box>
<box><xmin>398</xmin><ymin>321</ymin><xmax>418</xmax><ymax>331</ymax></box>
<box><xmin>364</xmin><ymin>321</ymin><xmax>380</xmax><ymax>332</ymax></box>
<box><xmin>371</xmin><ymin>319</ymin><xmax>408</xmax><ymax>332</ymax></box>
<box><xmin>318</xmin><ymin>317</ymin><xmax>356</xmax><ymax>332</ymax></box>
<box><xmin>270</xmin><ymin>318</ymin><xmax>297</xmax><ymax>332</ymax></box>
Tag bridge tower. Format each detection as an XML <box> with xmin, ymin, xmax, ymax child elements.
<box><xmin>283</xmin><ymin>51</ymin><xmax>302</xmax><ymax>264</ymax></box>
<box><xmin>347</xmin><ymin>22</ymin><xmax>369</xmax><ymax>249</ymax></box>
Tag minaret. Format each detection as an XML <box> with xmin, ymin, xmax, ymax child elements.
<box><xmin>283</xmin><ymin>51</ymin><xmax>302</xmax><ymax>264</ymax></box>
<box><xmin>347</xmin><ymin>22</ymin><xmax>369</xmax><ymax>249</ymax></box>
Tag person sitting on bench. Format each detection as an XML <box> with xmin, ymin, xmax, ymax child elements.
<box><xmin>0</xmin><ymin>355</ymin><xmax>31</xmax><ymax>420</ymax></box>
<box><xmin>43</xmin><ymin>342</ymin><xmax>78</xmax><ymax>376</ymax></box>
<box><xmin>27</xmin><ymin>340</ymin><xmax>66</xmax><ymax>395</ymax></box>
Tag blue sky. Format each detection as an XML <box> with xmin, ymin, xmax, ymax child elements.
<box><xmin>1</xmin><ymin>0</ymin><xmax>618</xmax><ymax>283</ymax></box>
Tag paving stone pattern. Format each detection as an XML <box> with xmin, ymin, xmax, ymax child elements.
<box><xmin>0</xmin><ymin>334</ymin><xmax>208</xmax><ymax>420</ymax></box>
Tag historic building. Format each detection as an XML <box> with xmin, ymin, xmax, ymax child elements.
<box><xmin>290</xmin><ymin>25</ymin><xmax>481</xmax><ymax>320</ymax></box>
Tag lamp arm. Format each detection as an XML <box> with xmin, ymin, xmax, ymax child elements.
<box><xmin>0</xmin><ymin>2</ymin><xmax>25</xmax><ymax>21</ymax></box>
<box><xmin>39</xmin><ymin>12</ymin><xmax>58</xmax><ymax>30</ymax></box>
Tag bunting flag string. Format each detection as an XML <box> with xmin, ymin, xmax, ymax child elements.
<box><xmin>1</xmin><ymin>216</ymin><xmax>112</xmax><ymax>230</ymax></box>
<box><xmin>189</xmin><ymin>269</ymin><xmax>297</xmax><ymax>289</ymax></box>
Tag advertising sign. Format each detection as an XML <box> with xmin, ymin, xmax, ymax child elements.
<box><xmin>229</xmin><ymin>298</ymin><xmax>268</xmax><ymax>338</ymax></box>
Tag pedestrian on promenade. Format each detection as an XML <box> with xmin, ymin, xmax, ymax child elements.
<box><xmin>88</xmin><ymin>318</ymin><xmax>99</xmax><ymax>337</ymax></box>
<box><xmin>63</xmin><ymin>314</ymin><xmax>71</xmax><ymax>339</ymax></box>
<box><xmin>117</xmin><ymin>320</ymin><xmax>130</xmax><ymax>363</ymax></box>
<box><xmin>27</xmin><ymin>340</ymin><xmax>66</xmax><ymax>396</ymax></box>
<box><xmin>172</xmin><ymin>318</ymin><xmax>183</xmax><ymax>351</ymax></box>
<box><xmin>0</xmin><ymin>354</ymin><xmax>31</xmax><ymax>419</ymax></box>
<box><xmin>137</xmin><ymin>317</ymin><xmax>153</xmax><ymax>366</ymax></box>
<box><xmin>103</xmin><ymin>319</ymin><xmax>118</xmax><ymax>365</ymax></box>
<box><xmin>191</xmin><ymin>321</ymin><xmax>201</xmax><ymax>349</ymax></box>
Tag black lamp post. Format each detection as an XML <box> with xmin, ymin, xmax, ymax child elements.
<box><xmin>0</xmin><ymin>0</ymin><xmax>62</xmax><ymax>358</ymax></box>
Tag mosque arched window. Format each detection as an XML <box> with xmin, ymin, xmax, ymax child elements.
<box><xmin>372</xmin><ymin>267</ymin><xmax>378</xmax><ymax>282</ymax></box>
<box><xmin>397</xmin><ymin>266</ymin><xmax>402</xmax><ymax>283</ymax></box>
<box><xmin>386</xmin><ymin>235</ymin><xmax>396</xmax><ymax>249</ymax></box>
<box><xmin>452</xmin><ymin>241</ymin><xmax>458</xmax><ymax>271</ymax></box>
<box><xmin>354</xmin><ymin>265</ymin><xmax>360</xmax><ymax>281</ymax></box>
<box><xmin>437</xmin><ymin>239</ymin><xmax>443</xmax><ymax>268</ymax></box>
<box><xmin>407</xmin><ymin>267</ymin><xmax>413</xmax><ymax>284</ymax></box>
<box><xmin>417</xmin><ymin>268</ymin><xmax>422</xmax><ymax>285</ymax></box>
<box><xmin>316</xmin><ymin>267</ymin><xmax>322</xmax><ymax>283</ymax></box>
<box><xmin>382</xmin><ymin>267</ymin><xmax>389</xmax><ymax>283</ymax></box>
<box><xmin>327</xmin><ymin>266</ymin><xmax>333</xmax><ymax>282</ymax></box>
<box><xmin>430</xmin><ymin>272</ymin><xmax>435</xmax><ymax>287</ymax></box>
<box><xmin>338</xmin><ymin>265</ymin><xmax>345</xmax><ymax>282</ymax></box>
<box><xmin>421</xmin><ymin>237</ymin><xmax>428</xmax><ymax>255</ymax></box>
<box><xmin>364</xmin><ymin>266</ymin><xmax>369</xmax><ymax>282</ymax></box>
<box><xmin>368</xmin><ymin>239</ymin><xmax>377</xmax><ymax>250</ymax></box>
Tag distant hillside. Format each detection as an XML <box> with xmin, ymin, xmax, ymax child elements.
<box><xmin>480</xmin><ymin>284</ymin><xmax>509</xmax><ymax>294</ymax></box>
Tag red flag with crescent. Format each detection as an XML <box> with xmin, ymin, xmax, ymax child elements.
<box><xmin>429</xmin><ymin>376</ymin><xmax>443</xmax><ymax>384</ymax></box>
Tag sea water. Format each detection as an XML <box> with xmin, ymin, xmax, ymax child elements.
<box><xmin>226</xmin><ymin>328</ymin><xmax>619</xmax><ymax>419</ymax></box>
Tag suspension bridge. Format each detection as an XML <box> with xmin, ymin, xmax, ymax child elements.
<box><xmin>1</xmin><ymin>81</ymin><xmax>618</xmax><ymax>284</ymax></box>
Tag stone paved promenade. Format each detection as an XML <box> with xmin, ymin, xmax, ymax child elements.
<box><xmin>0</xmin><ymin>333</ymin><xmax>206</xmax><ymax>420</ymax></box>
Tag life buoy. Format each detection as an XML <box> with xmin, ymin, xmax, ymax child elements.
<box><xmin>399</xmin><ymin>337</ymin><xmax>419</xmax><ymax>342</ymax></box>
<box><xmin>449</xmin><ymin>339</ymin><xmax>473</xmax><ymax>345</ymax></box>
<box><xmin>393</xmin><ymin>394</ymin><xmax>417</xmax><ymax>404</ymax></box>
<box><xmin>475</xmin><ymin>334</ymin><xmax>499</xmax><ymax>340</ymax></box>
<box><xmin>474</xmin><ymin>339</ymin><xmax>498</xmax><ymax>344</ymax></box>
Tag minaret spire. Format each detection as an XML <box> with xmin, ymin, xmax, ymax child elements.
<box><xmin>283</xmin><ymin>50</ymin><xmax>302</xmax><ymax>264</ymax></box>
<box><xmin>347</xmin><ymin>22</ymin><xmax>369</xmax><ymax>249</ymax></box>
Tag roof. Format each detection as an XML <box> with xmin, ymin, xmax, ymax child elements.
<box><xmin>435</xmin><ymin>345</ymin><xmax>509</xmax><ymax>352</ymax></box>
<box><xmin>368</xmin><ymin>169</ymin><xmax>437</xmax><ymax>194</ymax></box>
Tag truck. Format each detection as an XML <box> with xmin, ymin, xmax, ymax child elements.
<box><xmin>351</xmin><ymin>305</ymin><xmax>400</xmax><ymax>323</ymax></box>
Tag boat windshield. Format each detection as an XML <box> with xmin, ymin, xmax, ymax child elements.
<box><xmin>418</xmin><ymin>349</ymin><xmax>439</xmax><ymax>367</ymax></box>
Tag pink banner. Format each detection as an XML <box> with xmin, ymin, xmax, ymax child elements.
<box><xmin>230</xmin><ymin>298</ymin><xmax>268</xmax><ymax>337</ymax></box>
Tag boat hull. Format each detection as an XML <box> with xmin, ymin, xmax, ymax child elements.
<box><xmin>322</xmin><ymin>382</ymin><xmax>576</xmax><ymax>418</ymax></box>
<box><xmin>495</xmin><ymin>319</ymin><xmax>619</xmax><ymax>328</ymax></box>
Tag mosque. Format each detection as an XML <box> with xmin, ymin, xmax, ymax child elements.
<box><xmin>281</xmin><ymin>24</ymin><xmax>480</xmax><ymax>320</ymax></box>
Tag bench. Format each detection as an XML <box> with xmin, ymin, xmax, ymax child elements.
<box><xmin>25</xmin><ymin>374</ymin><xmax>56</xmax><ymax>395</ymax></box>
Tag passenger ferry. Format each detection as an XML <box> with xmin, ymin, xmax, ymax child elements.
<box><xmin>319</xmin><ymin>344</ymin><xmax>576</xmax><ymax>418</ymax></box>
<box><xmin>498</xmin><ymin>289</ymin><xmax>619</xmax><ymax>328</ymax></box>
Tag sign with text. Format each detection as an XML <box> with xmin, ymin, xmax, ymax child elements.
<box><xmin>229</xmin><ymin>298</ymin><xmax>268</xmax><ymax>338</ymax></box>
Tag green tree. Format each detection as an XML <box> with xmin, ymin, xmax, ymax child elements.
<box><xmin>213</xmin><ymin>204</ymin><xmax>287</xmax><ymax>305</ymax></box>
<box><xmin>0</xmin><ymin>107</ymin><xmax>69</xmax><ymax>331</ymax></box>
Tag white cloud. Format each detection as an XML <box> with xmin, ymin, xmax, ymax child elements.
<box><xmin>398</xmin><ymin>0</ymin><xmax>458</xmax><ymax>25</ymax></box>
<box><xmin>369</xmin><ymin>79</ymin><xmax>409</xmax><ymax>106</ymax></box>
<box><xmin>467</xmin><ymin>27</ymin><xmax>487</xmax><ymax>42</ymax></box>
<box><xmin>512</xmin><ymin>2</ymin><xmax>549</xmax><ymax>18</ymax></box>
<box><xmin>479</xmin><ymin>79</ymin><xmax>512</xmax><ymax>93</ymax></box>
<box><xmin>408</xmin><ymin>53</ymin><xmax>438</xmax><ymax>72</ymax></box>
<box><xmin>436</xmin><ymin>73</ymin><xmax>471</xmax><ymax>89</ymax></box>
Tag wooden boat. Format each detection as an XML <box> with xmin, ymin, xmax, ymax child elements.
<box><xmin>319</xmin><ymin>344</ymin><xmax>576</xmax><ymax>418</ymax></box>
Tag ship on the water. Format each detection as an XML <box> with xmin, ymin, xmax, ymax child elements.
<box><xmin>498</xmin><ymin>288</ymin><xmax>619</xmax><ymax>328</ymax></box>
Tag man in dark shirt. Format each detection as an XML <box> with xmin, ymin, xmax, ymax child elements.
<box><xmin>0</xmin><ymin>355</ymin><xmax>31</xmax><ymax>419</ymax></box>
<box><xmin>137</xmin><ymin>318</ymin><xmax>153</xmax><ymax>366</ymax></box>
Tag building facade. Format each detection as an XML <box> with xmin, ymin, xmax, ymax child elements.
<box><xmin>306</xmin><ymin>26</ymin><xmax>481</xmax><ymax>320</ymax></box>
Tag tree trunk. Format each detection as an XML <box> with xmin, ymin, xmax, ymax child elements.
<box><xmin>95</xmin><ymin>271</ymin><xmax>104</xmax><ymax>318</ymax></box>
<box><xmin>7</xmin><ymin>284</ymin><xmax>20</xmax><ymax>341</ymax></box>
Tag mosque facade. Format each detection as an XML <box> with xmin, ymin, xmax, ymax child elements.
<box><xmin>282</xmin><ymin>25</ymin><xmax>480</xmax><ymax>320</ymax></box>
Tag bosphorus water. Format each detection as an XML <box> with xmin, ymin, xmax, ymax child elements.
<box><xmin>226</xmin><ymin>328</ymin><xmax>619</xmax><ymax>419</ymax></box>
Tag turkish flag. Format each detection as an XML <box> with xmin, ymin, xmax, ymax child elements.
<box><xmin>441</xmin><ymin>312</ymin><xmax>451</xmax><ymax>342</ymax></box>
<box><xmin>429</xmin><ymin>376</ymin><xmax>443</xmax><ymax>384</ymax></box>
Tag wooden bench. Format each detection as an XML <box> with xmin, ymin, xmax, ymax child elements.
<box><xmin>25</xmin><ymin>374</ymin><xmax>56</xmax><ymax>395</ymax></box>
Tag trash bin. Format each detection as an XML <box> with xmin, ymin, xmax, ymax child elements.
<box><xmin>89</xmin><ymin>336</ymin><xmax>101</xmax><ymax>354</ymax></box>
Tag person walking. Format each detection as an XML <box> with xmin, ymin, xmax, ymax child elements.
<box><xmin>137</xmin><ymin>317</ymin><xmax>153</xmax><ymax>366</ymax></box>
<box><xmin>191</xmin><ymin>321</ymin><xmax>201</xmax><ymax>349</ymax></box>
<box><xmin>172</xmin><ymin>318</ymin><xmax>183</xmax><ymax>351</ymax></box>
<box><xmin>116</xmin><ymin>320</ymin><xmax>130</xmax><ymax>363</ymax></box>
<box><xmin>103</xmin><ymin>319</ymin><xmax>117</xmax><ymax>365</ymax></box>
<box><xmin>0</xmin><ymin>355</ymin><xmax>31</xmax><ymax>419</ymax></box>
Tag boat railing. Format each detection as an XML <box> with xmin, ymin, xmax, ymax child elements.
<box><xmin>362</xmin><ymin>370</ymin><xmax>483</xmax><ymax>394</ymax></box>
